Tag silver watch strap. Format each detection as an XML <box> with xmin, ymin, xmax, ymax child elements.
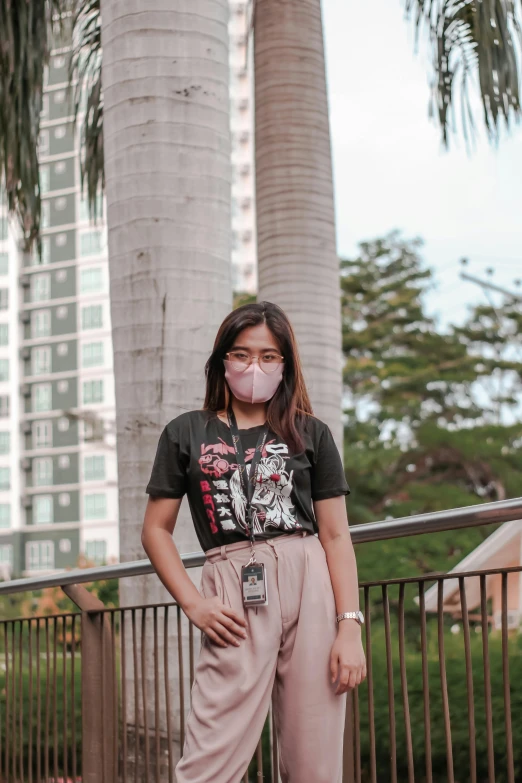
<box><xmin>336</xmin><ymin>611</ymin><xmax>364</xmax><ymax>625</ymax></box>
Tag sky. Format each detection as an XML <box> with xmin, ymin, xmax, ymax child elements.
<box><xmin>322</xmin><ymin>0</ymin><xmax>522</xmax><ymax>326</ymax></box>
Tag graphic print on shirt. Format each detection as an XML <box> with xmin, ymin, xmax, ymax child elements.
<box><xmin>198</xmin><ymin>438</ymin><xmax>300</xmax><ymax>536</ymax></box>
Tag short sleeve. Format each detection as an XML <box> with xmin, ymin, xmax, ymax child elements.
<box><xmin>145</xmin><ymin>424</ymin><xmax>187</xmax><ymax>499</ymax></box>
<box><xmin>311</xmin><ymin>423</ymin><xmax>350</xmax><ymax>501</ymax></box>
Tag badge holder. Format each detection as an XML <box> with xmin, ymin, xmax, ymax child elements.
<box><xmin>241</xmin><ymin>544</ymin><xmax>268</xmax><ymax>607</ymax></box>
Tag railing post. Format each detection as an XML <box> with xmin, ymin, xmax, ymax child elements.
<box><xmin>343</xmin><ymin>691</ymin><xmax>355</xmax><ymax>783</ymax></box>
<box><xmin>63</xmin><ymin>583</ymin><xmax>116</xmax><ymax>782</ymax></box>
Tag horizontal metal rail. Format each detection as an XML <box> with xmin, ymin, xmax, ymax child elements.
<box><xmin>0</xmin><ymin>496</ymin><xmax>520</xmax><ymax>596</ymax></box>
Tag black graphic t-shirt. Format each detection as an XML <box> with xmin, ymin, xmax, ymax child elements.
<box><xmin>146</xmin><ymin>410</ymin><xmax>350</xmax><ymax>553</ymax></box>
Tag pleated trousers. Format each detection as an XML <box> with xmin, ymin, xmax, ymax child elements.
<box><xmin>175</xmin><ymin>531</ymin><xmax>346</xmax><ymax>783</ymax></box>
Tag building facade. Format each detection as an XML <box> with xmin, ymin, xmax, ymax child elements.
<box><xmin>0</xmin><ymin>43</ymin><xmax>119</xmax><ymax>579</ymax></box>
<box><xmin>229</xmin><ymin>0</ymin><xmax>257</xmax><ymax>294</ymax></box>
<box><xmin>0</xmin><ymin>2</ymin><xmax>256</xmax><ymax>579</ymax></box>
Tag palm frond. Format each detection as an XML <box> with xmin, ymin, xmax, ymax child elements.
<box><xmin>407</xmin><ymin>0</ymin><xmax>522</xmax><ymax>144</ymax></box>
<box><xmin>70</xmin><ymin>0</ymin><xmax>103</xmax><ymax>219</ymax></box>
<box><xmin>0</xmin><ymin>0</ymin><xmax>65</xmax><ymax>248</ymax></box>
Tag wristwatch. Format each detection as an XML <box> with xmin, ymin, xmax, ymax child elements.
<box><xmin>336</xmin><ymin>610</ymin><xmax>365</xmax><ymax>626</ymax></box>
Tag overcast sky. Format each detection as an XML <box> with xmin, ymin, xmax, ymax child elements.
<box><xmin>322</xmin><ymin>0</ymin><xmax>522</xmax><ymax>326</ymax></box>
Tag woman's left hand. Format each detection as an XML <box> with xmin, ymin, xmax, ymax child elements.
<box><xmin>330</xmin><ymin>622</ymin><xmax>367</xmax><ymax>695</ymax></box>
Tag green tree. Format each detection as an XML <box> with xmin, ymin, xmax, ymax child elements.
<box><xmin>341</xmin><ymin>233</ymin><xmax>522</xmax><ymax>580</ymax></box>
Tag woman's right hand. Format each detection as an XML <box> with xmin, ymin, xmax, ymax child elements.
<box><xmin>185</xmin><ymin>596</ymin><xmax>247</xmax><ymax>647</ymax></box>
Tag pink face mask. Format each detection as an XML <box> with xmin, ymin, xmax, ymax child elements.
<box><xmin>224</xmin><ymin>360</ymin><xmax>284</xmax><ymax>404</ymax></box>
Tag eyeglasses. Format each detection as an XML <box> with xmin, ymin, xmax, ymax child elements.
<box><xmin>225</xmin><ymin>350</ymin><xmax>284</xmax><ymax>374</ymax></box>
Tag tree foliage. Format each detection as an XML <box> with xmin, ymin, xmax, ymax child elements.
<box><xmin>0</xmin><ymin>0</ymin><xmax>64</xmax><ymax>247</ymax></box>
<box><xmin>407</xmin><ymin>0</ymin><xmax>522</xmax><ymax>145</ymax></box>
<box><xmin>342</xmin><ymin>233</ymin><xmax>522</xmax><ymax>580</ymax></box>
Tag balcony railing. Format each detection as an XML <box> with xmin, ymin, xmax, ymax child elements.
<box><xmin>0</xmin><ymin>496</ymin><xmax>521</xmax><ymax>783</ymax></box>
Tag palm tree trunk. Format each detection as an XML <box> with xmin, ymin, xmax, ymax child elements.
<box><xmin>254</xmin><ymin>0</ymin><xmax>343</xmax><ymax>448</ymax></box>
<box><xmin>100</xmin><ymin>0</ymin><xmax>231</xmax><ymax>765</ymax></box>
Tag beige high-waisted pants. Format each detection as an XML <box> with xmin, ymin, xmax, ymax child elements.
<box><xmin>175</xmin><ymin>532</ymin><xmax>346</xmax><ymax>783</ymax></box>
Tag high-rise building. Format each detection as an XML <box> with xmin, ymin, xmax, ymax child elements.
<box><xmin>0</xmin><ymin>4</ymin><xmax>255</xmax><ymax>578</ymax></box>
<box><xmin>0</xmin><ymin>42</ymin><xmax>119</xmax><ymax>579</ymax></box>
<box><xmin>229</xmin><ymin>1</ymin><xmax>257</xmax><ymax>294</ymax></box>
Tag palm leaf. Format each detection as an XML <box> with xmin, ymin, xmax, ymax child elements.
<box><xmin>70</xmin><ymin>0</ymin><xmax>103</xmax><ymax>219</ymax></box>
<box><xmin>0</xmin><ymin>0</ymin><xmax>65</xmax><ymax>249</ymax></box>
<box><xmin>406</xmin><ymin>0</ymin><xmax>522</xmax><ymax>144</ymax></box>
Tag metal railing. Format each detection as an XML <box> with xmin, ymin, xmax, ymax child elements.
<box><xmin>0</xmin><ymin>496</ymin><xmax>520</xmax><ymax>783</ymax></box>
<box><xmin>0</xmin><ymin>495</ymin><xmax>519</xmax><ymax>596</ymax></box>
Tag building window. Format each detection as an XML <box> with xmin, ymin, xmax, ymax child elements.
<box><xmin>82</xmin><ymin>342</ymin><xmax>104</xmax><ymax>367</ymax></box>
<box><xmin>0</xmin><ymin>289</ymin><xmax>8</xmax><ymax>310</ymax></box>
<box><xmin>84</xmin><ymin>493</ymin><xmax>106</xmax><ymax>520</ymax></box>
<box><xmin>80</xmin><ymin>267</ymin><xmax>103</xmax><ymax>293</ymax></box>
<box><xmin>32</xmin><ymin>310</ymin><xmax>51</xmax><ymax>338</ymax></box>
<box><xmin>0</xmin><ymin>432</ymin><xmax>10</xmax><ymax>454</ymax></box>
<box><xmin>34</xmin><ymin>495</ymin><xmax>53</xmax><ymax>525</ymax></box>
<box><xmin>0</xmin><ymin>359</ymin><xmax>8</xmax><ymax>382</ymax></box>
<box><xmin>84</xmin><ymin>455</ymin><xmax>105</xmax><ymax>481</ymax></box>
<box><xmin>80</xmin><ymin>231</ymin><xmax>103</xmax><ymax>257</ymax></box>
<box><xmin>41</xmin><ymin>92</ymin><xmax>49</xmax><ymax>118</ymax></box>
<box><xmin>58</xmin><ymin>454</ymin><xmax>70</xmax><ymax>469</ymax></box>
<box><xmin>0</xmin><ymin>544</ymin><xmax>13</xmax><ymax>564</ymax></box>
<box><xmin>0</xmin><ymin>252</ymin><xmax>8</xmax><ymax>275</ymax></box>
<box><xmin>82</xmin><ymin>304</ymin><xmax>103</xmax><ymax>330</ymax></box>
<box><xmin>26</xmin><ymin>541</ymin><xmax>54</xmax><ymax>571</ymax></box>
<box><xmin>0</xmin><ymin>467</ymin><xmax>10</xmax><ymax>490</ymax></box>
<box><xmin>39</xmin><ymin>130</ymin><xmax>50</xmax><ymax>155</ymax></box>
<box><xmin>0</xmin><ymin>504</ymin><xmax>9</xmax><ymax>528</ymax></box>
<box><xmin>34</xmin><ymin>457</ymin><xmax>53</xmax><ymax>487</ymax></box>
<box><xmin>32</xmin><ymin>273</ymin><xmax>51</xmax><ymax>303</ymax></box>
<box><xmin>57</xmin><ymin>416</ymin><xmax>70</xmax><ymax>432</ymax></box>
<box><xmin>32</xmin><ymin>346</ymin><xmax>51</xmax><ymax>376</ymax></box>
<box><xmin>83</xmin><ymin>379</ymin><xmax>103</xmax><ymax>404</ymax></box>
<box><xmin>33</xmin><ymin>383</ymin><xmax>52</xmax><ymax>412</ymax></box>
<box><xmin>0</xmin><ymin>396</ymin><xmax>9</xmax><ymax>418</ymax></box>
<box><xmin>0</xmin><ymin>325</ymin><xmax>7</xmax><ymax>346</ymax></box>
<box><xmin>84</xmin><ymin>540</ymin><xmax>107</xmax><ymax>565</ymax></box>
<box><xmin>79</xmin><ymin>195</ymin><xmax>103</xmax><ymax>222</ymax></box>
<box><xmin>40</xmin><ymin>166</ymin><xmax>50</xmax><ymax>194</ymax></box>
<box><xmin>0</xmin><ymin>217</ymin><xmax>7</xmax><ymax>241</ymax></box>
<box><xmin>41</xmin><ymin>201</ymin><xmax>50</xmax><ymax>229</ymax></box>
<box><xmin>31</xmin><ymin>237</ymin><xmax>50</xmax><ymax>266</ymax></box>
<box><xmin>34</xmin><ymin>420</ymin><xmax>52</xmax><ymax>448</ymax></box>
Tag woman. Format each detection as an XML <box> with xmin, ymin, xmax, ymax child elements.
<box><xmin>142</xmin><ymin>302</ymin><xmax>366</xmax><ymax>783</ymax></box>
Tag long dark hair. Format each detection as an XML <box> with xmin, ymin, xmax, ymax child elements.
<box><xmin>204</xmin><ymin>301</ymin><xmax>313</xmax><ymax>453</ymax></box>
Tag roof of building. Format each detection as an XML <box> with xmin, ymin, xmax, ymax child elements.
<box><xmin>422</xmin><ymin>519</ymin><xmax>522</xmax><ymax>613</ymax></box>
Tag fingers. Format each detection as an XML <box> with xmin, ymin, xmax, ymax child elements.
<box><xmin>335</xmin><ymin>664</ymin><xmax>367</xmax><ymax>695</ymax></box>
<box><xmin>213</xmin><ymin>621</ymin><xmax>244</xmax><ymax>647</ymax></box>
<box><xmin>206</xmin><ymin>607</ymin><xmax>248</xmax><ymax>648</ymax></box>
<box><xmin>330</xmin><ymin>652</ymin><xmax>339</xmax><ymax>685</ymax></box>
<box><xmin>220</xmin><ymin>613</ymin><xmax>248</xmax><ymax>640</ymax></box>
<box><xmin>221</xmin><ymin>606</ymin><xmax>247</xmax><ymax>627</ymax></box>
<box><xmin>205</xmin><ymin>627</ymin><xmax>227</xmax><ymax>648</ymax></box>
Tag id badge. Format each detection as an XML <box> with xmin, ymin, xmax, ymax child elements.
<box><xmin>241</xmin><ymin>563</ymin><xmax>268</xmax><ymax>607</ymax></box>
